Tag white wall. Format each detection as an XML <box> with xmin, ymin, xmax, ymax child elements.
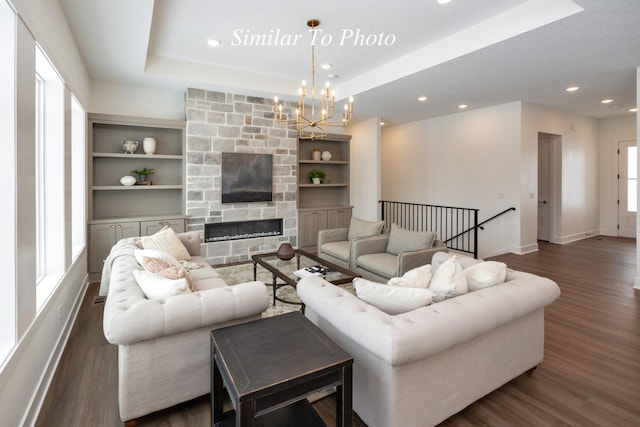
<box><xmin>347</xmin><ymin>118</ymin><xmax>381</xmax><ymax>220</ymax></box>
<box><xmin>521</xmin><ymin>103</ymin><xmax>600</xmax><ymax>245</ymax></box>
<box><xmin>0</xmin><ymin>1</ymin><xmax>90</xmax><ymax>425</ymax></box>
<box><xmin>381</xmin><ymin>102</ymin><xmax>522</xmax><ymax>257</ymax></box>
<box><xmin>598</xmin><ymin>115</ymin><xmax>637</xmax><ymax>235</ymax></box>
<box><xmin>90</xmin><ymin>80</ymin><xmax>186</xmax><ymax>120</ymax></box>
<box><xmin>635</xmin><ymin>67</ymin><xmax>640</xmax><ymax>290</ymax></box>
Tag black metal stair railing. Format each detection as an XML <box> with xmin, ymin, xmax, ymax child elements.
<box><xmin>379</xmin><ymin>201</ymin><xmax>517</xmax><ymax>259</ymax></box>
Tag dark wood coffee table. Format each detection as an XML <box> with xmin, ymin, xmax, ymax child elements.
<box><xmin>211</xmin><ymin>311</ymin><xmax>353</xmax><ymax>426</ymax></box>
<box><xmin>252</xmin><ymin>248</ymin><xmax>359</xmax><ymax>306</ymax></box>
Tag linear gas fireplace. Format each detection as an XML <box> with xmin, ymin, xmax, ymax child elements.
<box><xmin>205</xmin><ymin>219</ymin><xmax>283</xmax><ymax>243</ymax></box>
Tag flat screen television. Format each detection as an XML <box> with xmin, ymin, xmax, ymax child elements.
<box><xmin>221</xmin><ymin>152</ymin><xmax>273</xmax><ymax>203</ymax></box>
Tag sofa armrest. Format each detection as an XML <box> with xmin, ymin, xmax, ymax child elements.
<box><xmin>397</xmin><ymin>244</ymin><xmax>448</xmax><ymax>276</ymax></box>
<box><xmin>103</xmin><ymin>281</ymin><xmax>269</xmax><ymax>345</ymax></box>
<box><xmin>351</xmin><ymin>234</ymin><xmax>389</xmax><ymax>260</ymax></box>
<box><xmin>318</xmin><ymin>228</ymin><xmax>349</xmax><ymax>249</ymax></box>
<box><xmin>177</xmin><ymin>231</ymin><xmax>201</xmax><ymax>256</ymax></box>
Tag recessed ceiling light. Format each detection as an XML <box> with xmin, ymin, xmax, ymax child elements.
<box><xmin>630</xmin><ymin>108</ymin><xmax>638</xmax><ymax>113</ymax></box>
<box><xmin>437</xmin><ymin>0</ymin><xmax>452</xmax><ymax>4</ymax></box>
<box><xmin>321</xmin><ymin>63</ymin><xmax>332</xmax><ymax>70</ymax></box>
<box><xmin>208</xmin><ymin>39</ymin><xmax>222</xmax><ymax>47</ymax></box>
<box><xmin>327</xmin><ymin>74</ymin><xmax>338</xmax><ymax>79</ymax></box>
<box><xmin>601</xmin><ymin>99</ymin><xmax>614</xmax><ymax>104</ymax></box>
<box><xmin>380</xmin><ymin>122</ymin><xmax>385</xmax><ymax>126</ymax></box>
<box><xmin>458</xmin><ymin>104</ymin><xmax>468</xmax><ymax>109</ymax></box>
<box><xmin>418</xmin><ymin>96</ymin><xmax>428</xmax><ymax>102</ymax></box>
<box><xmin>565</xmin><ymin>86</ymin><xmax>580</xmax><ymax>92</ymax></box>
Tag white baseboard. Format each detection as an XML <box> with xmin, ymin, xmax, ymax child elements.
<box><xmin>634</xmin><ymin>277</ymin><xmax>640</xmax><ymax>290</ymax></box>
<box><xmin>557</xmin><ymin>230</ymin><xmax>600</xmax><ymax>245</ymax></box>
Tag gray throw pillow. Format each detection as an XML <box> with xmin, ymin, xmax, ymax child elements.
<box><xmin>385</xmin><ymin>223</ymin><xmax>436</xmax><ymax>255</ymax></box>
<box><xmin>347</xmin><ymin>217</ymin><xmax>385</xmax><ymax>240</ymax></box>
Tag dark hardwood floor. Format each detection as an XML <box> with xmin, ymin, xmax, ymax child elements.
<box><xmin>36</xmin><ymin>236</ymin><xmax>640</xmax><ymax>426</ymax></box>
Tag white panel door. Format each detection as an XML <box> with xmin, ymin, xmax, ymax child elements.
<box><xmin>618</xmin><ymin>140</ymin><xmax>637</xmax><ymax>238</ymax></box>
<box><xmin>538</xmin><ymin>136</ymin><xmax>551</xmax><ymax>241</ymax></box>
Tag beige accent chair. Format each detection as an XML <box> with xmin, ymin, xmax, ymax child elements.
<box><xmin>317</xmin><ymin>216</ymin><xmax>384</xmax><ymax>270</ymax></box>
<box><xmin>352</xmin><ymin>223</ymin><xmax>448</xmax><ymax>282</ymax></box>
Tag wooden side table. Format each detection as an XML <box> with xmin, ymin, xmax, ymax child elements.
<box><xmin>211</xmin><ymin>312</ymin><xmax>353</xmax><ymax>426</ymax></box>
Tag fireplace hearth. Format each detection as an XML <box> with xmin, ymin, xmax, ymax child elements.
<box><xmin>205</xmin><ymin>219</ymin><xmax>283</xmax><ymax>243</ymax></box>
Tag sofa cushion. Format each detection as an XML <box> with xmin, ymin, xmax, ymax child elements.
<box><xmin>141</xmin><ymin>227</ymin><xmax>191</xmax><ymax>261</ymax></box>
<box><xmin>388</xmin><ymin>264</ymin><xmax>432</xmax><ymax>288</ymax></box>
<box><xmin>184</xmin><ymin>255</ymin><xmax>223</xmax><ymax>282</ymax></box>
<box><xmin>353</xmin><ymin>277</ymin><xmax>435</xmax><ymax>315</ymax></box>
<box><xmin>429</xmin><ymin>255</ymin><xmax>468</xmax><ymax>301</ymax></box>
<box><xmin>357</xmin><ymin>253</ymin><xmax>398</xmax><ymax>278</ymax></box>
<box><xmin>134</xmin><ymin>248</ymin><xmax>180</xmax><ymax>267</ymax></box>
<box><xmin>347</xmin><ymin>216</ymin><xmax>384</xmax><ymax>240</ymax></box>
<box><xmin>385</xmin><ymin>223</ymin><xmax>436</xmax><ymax>255</ymax></box>
<box><xmin>464</xmin><ymin>261</ymin><xmax>507</xmax><ymax>291</ymax></box>
<box><xmin>321</xmin><ymin>241</ymin><xmax>350</xmax><ymax>261</ymax></box>
<box><xmin>132</xmin><ymin>269</ymin><xmax>191</xmax><ymax>302</ymax></box>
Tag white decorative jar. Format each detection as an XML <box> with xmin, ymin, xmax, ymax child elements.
<box><xmin>121</xmin><ymin>140</ymin><xmax>138</xmax><ymax>154</ymax></box>
<box><xmin>142</xmin><ymin>137</ymin><xmax>157</xmax><ymax>155</ymax></box>
<box><xmin>120</xmin><ymin>175</ymin><xmax>136</xmax><ymax>186</ymax></box>
<box><xmin>321</xmin><ymin>151</ymin><xmax>332</xmax><ymax>161</ymax></box>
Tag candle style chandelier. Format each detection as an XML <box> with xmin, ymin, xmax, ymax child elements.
<box><xmin>273</xmin><ymin>19</ymin><xmax>354</xmax><ymax>140</ymax></box>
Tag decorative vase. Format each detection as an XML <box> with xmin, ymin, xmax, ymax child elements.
<box><xmin>276</xmin><ymin>242</ymin><xmax>295</xmax><ymax>260</ymax></box>
<box><xmin>312</xmin><ymin>149</ymin><xmax>321</xmax><ymax>161</ymax></box>
<box><xmin>121</xmin><ymin>140</ymin><xmax>138</xmax><ymax>154</ymax></box>
<box><xmin>120</xmin><ymin>175</ymin><xmax>136</xmax><ymax>186</ymax></box>
<box><xmin>142</xmin><ymin>137</ymin><xmax>157</xmax><ymax>155</ymax></box>
<box><xmin>321</xmin><ymin>150</ymin><xmax>332</xmax><ymax>161</ymax></box>
<box><xmin>312</xmin><ymin>177</ymin><xmax>321</xmax><ymax>184</ymax></box>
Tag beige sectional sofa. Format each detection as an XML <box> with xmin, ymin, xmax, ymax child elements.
<box><xmin>101</xmin><ymin>231</ymin><xmax>269</xmax><ymax>422</ymax></box>
<box><xmin>297</xmin><ymin>252</ymin><xmax>561</xmax><ymax>427</ymax></box>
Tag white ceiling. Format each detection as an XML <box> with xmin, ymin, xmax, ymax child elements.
<box><xmin>59</xmin><ymin>0</ymin><xmax>640</xmax><ymax>126</ymax></box>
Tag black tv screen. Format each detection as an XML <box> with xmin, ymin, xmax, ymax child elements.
<box><xmin>221</xmin><ymin>152</ymin><xmax>273</xmax><ymax>203</ymax></box>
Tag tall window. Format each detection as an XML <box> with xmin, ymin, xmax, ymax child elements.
<box><xmin>0</xmin><ymin>0</ymin><xmax>16</xmax><ymax>363</ymax></box>
<box><xmin>71</xmin><ymin>95</ymin><xmax>86</xmax><ymax>260</ymax></box>
<box><xmin>35</xmin><ymin>45</ymin><xmax>65</xmax><ymax>308</ymax></box>
<box><xmin>35</xmin><ymin>72</ymin><xmax>45</xmax><ymax>282</ymax></box>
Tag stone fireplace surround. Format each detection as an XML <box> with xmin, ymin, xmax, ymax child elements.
<box><xmin>185</xmin><ymin>88</ymin><xmax>298</xmax><ymax>265</ymax></box>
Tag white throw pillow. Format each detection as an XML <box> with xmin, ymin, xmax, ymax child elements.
<box><xmin>387</xmin><ymin>264</ymin><xmax>432</xmax><ymax>288</ymax></box>
<box><xmin>428</xmin><ymin>255</ymin><xmax>468</xmax><ymax>302</ymax></box>
<box><xmin>141</xmin><ymin>227</ymin><xmax>191</xmax><ymax>261</ymax></box>
<box><xmin>133</xmin><ymin>269</ymin><xmax>190</xmax><ymax>302</ymax></box>
<box><xmin>464</xmin><ymin>261</ymin><xmax>507</xmax><ymax>291</ymax></box>
<box><xmin>354</xmin><ymin>277</ymin><xmax>435</xmax><ymax>315</ymax></box>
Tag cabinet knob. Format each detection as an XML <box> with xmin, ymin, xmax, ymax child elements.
<box><xmin>110</xmin><ymin>224</ymin><xmax>115</xmax><ymax>229</ymax></box>
<box><xmin>116</xmin><ymin>224</ymin><xmax>122</xmax><ymax>228</ymax></box>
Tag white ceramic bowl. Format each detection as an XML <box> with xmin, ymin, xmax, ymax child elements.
<box><xmin>120</xmin><ymin>175</ymin><xmax>137</xmax><ymax>186</ymax></box>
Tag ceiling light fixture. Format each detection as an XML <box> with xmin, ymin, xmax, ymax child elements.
<box><xmin>418</xmin><ymin>96</ymin><xmax>428</xmax><ymax>102</ymax></box>
<box><xmin>207</xmin><ymin>39</ymin><xmax>222</xmax><ymax>47</ymax></box>
<box><xmin>565</xmin><ymin>86</ymin><xmax>580</xmax><ymax>92</ymax></box>
<box><xmin>601</xmin><ymin>99</ymin><xmax>614</xmax><ymax>104</ymax></box>
<box><xmin>630</xmin><ymin>108</ymin><xmax>638</xmax><ymax>113</ymax></box>
<box><xmin>437</xmin><ymin>0</ymin><xmax>452</xmax><ymax>4</ymax></box>
<box><xmin>458</xmin><ymin>104</ymin><xmax>468</xmax><ymax>109</ymax></box>
<box><xmin>321</xmin><ymin>63</ymin><xmax>332</xmax><ymax>70</ymax></box>
<box><xmin>274</xmin><ymin>19</ymin><xmax>353</xmax><ymax>140</ymax></box>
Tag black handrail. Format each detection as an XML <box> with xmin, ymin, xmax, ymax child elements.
<box><xmin>478</xmin><ymin>207</ymin><xmax>516</xmax><ymax>230</ymax></box>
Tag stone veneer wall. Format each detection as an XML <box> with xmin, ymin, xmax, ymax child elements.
<box><xmin>184</xmin><ymin>88</ymin><xmax>298</xmax><ymax>265</ymax></box>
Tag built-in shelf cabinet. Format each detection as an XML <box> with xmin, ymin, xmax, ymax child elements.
<box><xmin>88</xmin><ymin>113</ymin><xmax>187</xmax><ymax>276</ymax></box>
<box><xmin>297</xmin><ymin>134</ymin><xmax>352</xmax><ymax>250</ymax></box>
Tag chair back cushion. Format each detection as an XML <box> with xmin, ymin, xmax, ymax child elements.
<box><xmin>347</xmin><ymin>216</ymin><xmax>385</xmax><ymax>240</ymax></box>
<box><xmin>386</xmin><ymin>223</ymin><xmax>436</xmax><ymax>255</ymax></box>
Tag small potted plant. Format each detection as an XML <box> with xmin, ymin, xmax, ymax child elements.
<box><xmin>308</xmin><ymin>169</ymin><xmax>325</xmax><ymax>184</ymax></box>
<box><xmin>131</xmin><ymin>167</ymin><xmax>155</xmax><ymax>183</ymax></box>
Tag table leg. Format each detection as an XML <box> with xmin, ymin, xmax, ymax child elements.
<box><xmin>253</xmin><ymin>260</ymin><xmax>258</xmax><ymax>281</ymax></box>
<box><xmin>336</xmin><ymin>364</ymin><xmax>353</xmax><ymax>427</ymax></box>
<box><xmin>212</xmin><ymin>350</ymin><xmax>224</xmax><ymax>426</ymax></box>
<box><xmin>272</xmin><ymin>273</ymin><xmax>277</xmax><ymax>306</ymax></box>
<box><xmin>237</xmin><ymin>398</ymin><xmax>256</xmax><ymax>427</ymax></box>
